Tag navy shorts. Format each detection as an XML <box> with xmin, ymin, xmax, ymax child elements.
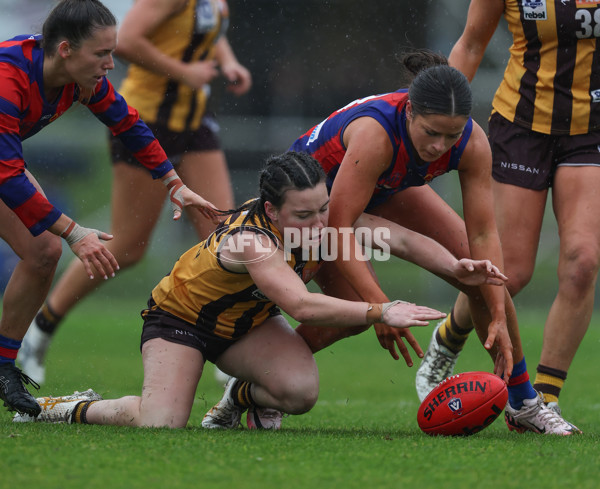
<box><xmin>489</xmin><ymin>112</ymin><xmax>600</xmax><ymax>190</ymax></box>
<box><xmin>110</xmin><ymin>114</ymin><xmax>221</xmax><ymax>167</ymax></box>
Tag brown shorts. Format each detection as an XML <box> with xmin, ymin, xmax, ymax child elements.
<box><xmin>489</xmin><ymin>112</ymin><xmax>600</xmax><ymax>190</ymax></box>
<box><xmin>110</xmin><ymin>114</ymin><xmax>221</xmax><ymax>167</ymax></box>
<box><xmin>140</xmin><ymin>299</ymin><xmax>233</xmax><ymax>364</ymax></box>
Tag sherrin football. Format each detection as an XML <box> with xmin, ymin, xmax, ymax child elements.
<box><xmin>417</xmin><ymin>371</ymin><xmax>508</xmax><ymax>436</ymax></box>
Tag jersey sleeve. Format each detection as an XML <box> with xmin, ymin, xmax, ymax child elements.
<box><xmin>85</xmin><ymin>77</ymin><xmax>174</xmax><ymax>178</ymax></box>
<box><xmin>0</xmin><ymin>61</ymin><xmax>61</xmax><ymax>236</ymax></box>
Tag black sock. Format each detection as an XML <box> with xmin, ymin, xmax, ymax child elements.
<box><xmin>435</xmin><ymin>309</ymin><xmax>473</xmax><ymax>354</ymax></box>
<box><xmin>231</xmin><ymin>380</ymin><xmax>255</xmax><ymax>408</ymax></box>
<box><xmin>35</xmin><ymin>303</ymin><xmax>63</xmax><ymax>335</ymax></box>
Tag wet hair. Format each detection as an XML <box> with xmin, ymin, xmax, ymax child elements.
<box><xmin>41</xmin><ymin>0</ymin><xmax>116</xmax><ymax>53</ymax></box>
<box><xmin>236</xmin><ymin>151</ymin><xmax>327</xmax><ymax>227</ymax></box>
<box><xmin>398</xmin><ymin>49</ymin><xmax>472</xmax><ymax>118</ymax></box>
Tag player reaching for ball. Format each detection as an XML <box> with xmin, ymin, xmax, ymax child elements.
<box><xmin>0</xmin><ymin>0</ymin><xmax>218</xmax><ymax>417</ymax></box>
<box><xmin>416</xmin><ymin>0</ymin><xmax>600</xmax><ymax>426</ymax></box>
<box><xmin>206</xmin><ymin>50</ymin><xmax>580</xmax><ymax>435</ymax></box>
<box><xmin>13</xmin><ymin>152</ymin><xmax>508</xmax><ymax>428</ymax></box>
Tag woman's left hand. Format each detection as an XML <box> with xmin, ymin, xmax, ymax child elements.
<box><xmin>221</xmin><ymin>61</ymin><xmax>252</xmax><ymax>96</ymax></box>
<box><xmin>168</xmin><ymin>181</ymin><xmax>221</xmax><ymax>223</ymax></box>
<box><xmin>453</xmin><ymin>258</ymin><xmax>508</xmax><ymax>286</ymax></box>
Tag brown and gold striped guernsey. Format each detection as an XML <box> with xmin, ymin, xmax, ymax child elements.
<box><xmin>118</xmin><ymin>0</ymin><xmax>229</xmax><ymax>132</ymax></box>
<box><xmin>148</xmin><ymin>205</ymin><xmax>322</xmax><ymax>340</ymax></box>
<box><xmin>493</xmin><ymin>0</ymin><xmax>600</xmax><ymax>135</ymax></box>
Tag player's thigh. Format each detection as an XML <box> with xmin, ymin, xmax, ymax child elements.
<box><xmin>553</xmin><ymin>165</ymin><xmax>600</xmax><ymax>262</ymax></box>
<box><xmin>0</xmin><ymin>170</ymin><xmax>61</xmax><ymax>260</ymax></box>
<box><xmin>216</xmin><ymin>315</ymin><xmax>318</xmax><ymax>389</ymax></box>
<box><xmin>493</xmin><ymin>181</ymin><xmax>546</xmax><ymax>289</ymax></box>
<box><xmin>110</xmin><ymin>162</ymin><xmax>166</xmax><ymax>247</ymax></box>
<box><xmin>179</xmin><ymin>149</ymin><xmax>234</xmax><ymax>238</ymax></box>
<box><xmin>313</xmin><ymin>259</ymin><xmax>376</xmax><ymax>300</ymax></box>
<box><xmin>179</xmin><ymin>150</ymin><xmax>234</xmax><ymax>209</ymax></box>
<box><xmin>140</xmin><ymin>338</ymin><xmax>204</xmax><ymax>426</ymax></box>
<box><xmin>368</xmin><ymin>185</ymin><xmax>469</xmax><ymax>258</ymax></box>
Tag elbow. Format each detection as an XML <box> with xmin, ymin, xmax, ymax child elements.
<box><xmin>287</xmin><ymin>302</ymin><xmax>315</xmax><ymax>325</ymax></box>
<box><xmin>290</xmin><ymin>307</ymin><xmax>312</xmax><ymax>325</ymax></box>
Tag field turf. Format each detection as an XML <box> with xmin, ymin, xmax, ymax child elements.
<box><xmin>1</xmin><ymin>288</ymin><xmax>599</xmax><ymax>489</ymax></box>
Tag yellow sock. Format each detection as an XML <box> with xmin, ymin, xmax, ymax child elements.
<box><xmin>533</xmin><ymin>365</ymin><xmax>567</xmax><ymax>404</ymax></box>
<box><xmin>436</xmin><ymin>310</ymin><xmax>473</xmax><ymax>354</ymax></box>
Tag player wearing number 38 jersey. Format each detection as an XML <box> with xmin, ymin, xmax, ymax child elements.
<box><xmin>417</xmin><ymin>0</ymin><xmax>600</xmax><ymax>431</ymax></box>
<box><xmin>494</xmin><ymin>0</ymin><xmax>600</xmax><ymax>135</ymax></box>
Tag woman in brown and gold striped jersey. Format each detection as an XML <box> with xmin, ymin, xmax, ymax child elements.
<box><xmin>16</xmin><ymin>152</ymin><xmax>511</xmax><ymax>428</ymax></box>
<box><xmin>21</xmin><ymin>0</ymin><xmax>252</xmax><ymax>385</ymax></box>
<box><xmin>417</xmin><ymin>0</ymin><xmax>600</xmax><ymax>421</ymax></box>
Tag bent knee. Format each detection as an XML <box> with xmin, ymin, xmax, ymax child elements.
<box><xmin>139</xmin><ymin>408</ymin><xmax>190</xmax><ymax>428</ymax></box>
<box><xmin>27</xmin><ymin>234</ymin><xmax>62</xmax><ymax>272</ymax></box>
<box><xmin>505</xmin><ymin>270</ymin><xmax>533</xmax><ymax>296</ymax></box>
<box><xmin>272</xmin><ymin>377</ymin><xmax>319</xmax><ymax>415</ymax></box>
<box><xmin>559</xmin><ymin>246</ymin><xmax>600</xmax><ymax>292</ymax></box>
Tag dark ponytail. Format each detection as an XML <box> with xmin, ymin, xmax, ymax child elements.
<box><xmin>398</xmin><ymin>48</ymin><xmax>472</xmax><ymax>118</ymax></box>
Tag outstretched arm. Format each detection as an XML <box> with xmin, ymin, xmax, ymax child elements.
<box><xmin>457</xmin><ymin>121</ymin><xmax>513</xmax><ymax>378</ymax></box>
<box><xmin>354</xmin><ymin>213</ymin><xmax>508</xmax><ymax>287</ymax></box>
<box><xmin>324</xmin><ymin>117</ymin><xmax>428</xmax><ymax>363</ymax></box>
<box><xmin>236</xmin><ymin>233</ymin><xmax>446</xmax><ymax>329</ymax></box>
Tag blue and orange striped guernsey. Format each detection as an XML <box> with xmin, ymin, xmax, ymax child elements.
<box><xmin>147</xmin><ymin>205</ymin><xmax>322</xmax><ymax>341</ymax></box>
<box><xmin>494</xmin><ymin>0</ymin><xmax>600</xmax><ymax>135</ymax></box>
<box><xmin>289</xmin><ymin>90</ymin><xmax>473</xmax><ymax>209</ymax></box>
<box><xmin>0</xmin><ymin>35</ymin><xmax>174</xmax><ymax>236</ymax></box>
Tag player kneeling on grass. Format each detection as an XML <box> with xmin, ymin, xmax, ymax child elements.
<box><xmin>14</xmin><ymin>152</ymin><xmax>506</xmax><ymax>429</ymax></box>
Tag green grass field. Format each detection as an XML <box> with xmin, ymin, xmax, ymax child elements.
<box><xmin>1</xmin><ymin>287</ymin><xmax>599</xmax><ymax>489</ymax></box>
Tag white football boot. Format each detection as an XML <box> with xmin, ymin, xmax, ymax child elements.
<box><xmin>17</xmin><ymin>321</ymin><xmax>52</xmax><ymax>385</ymax></box>
<box><xmin>246</xmin><ymin>406</ymin><xmax>283</xmax><ymax>430</ymax></box>
<box><xmin>504</xmin><ymin>392</ymin><xmax>581</xmax><ymax>435</ymax></box>
<box><xmin>13</xmin><ymin>389</ymin><xmax>102</xmax><ymax>423</ymax></box>
<box><xmin>415</xmin><ymin>320</ymin><xmax>460</xmax><ymax>402</ymax></box>
<box><xmin>202</xmin><ymin>377</ymin><xmax>245</xmax><ymax>429</ymax></box>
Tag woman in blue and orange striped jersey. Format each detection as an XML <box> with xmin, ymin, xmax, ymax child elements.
<box><xmin>0</xmin><ymin>0</ymin><xmax>218</xmax><ymax>417</ymax></box>
<box><xmin>287</xmin><ymin>50</ymin><xmax>580</xmax><ymax>434</ymax></box>
<box><xmin>417</xmin><ymin>0</ymin><xmax>600</xmax><ymax>423</ymax></box>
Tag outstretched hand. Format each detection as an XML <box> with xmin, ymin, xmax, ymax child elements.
<box><xmin>374</xmin><ymin>302</ymin><xmax>446</xmax><ymax>365</ymax></box>
<box><xmin>69</xmin><ymin>229</ymin><xmax>119</xmax><ymax>280</ymax></box>
<box><xmin>453</xmin><ymin>258</ymin><xmax>508</xmax><ymax>286</ymax></box>
<box><xmin>483</xmin><ymin>317</ymin><xmax>514</xmax><ymax>382</ymax></box>
<box><xmin>166</xmin><ymin>179</ymin><xmax>221</xmax><ymax>224</ymax></box>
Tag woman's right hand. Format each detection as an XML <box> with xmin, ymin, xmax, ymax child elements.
<box><xmin>180</xmin><ymin>60</ymin><xmax>220</xmax><ymax>90</ymax></box>
<box><xmin>69</xmin><ymin>229</ymin><xmax>120</xmax><ymax>280</ymax></box>
<box><xmin>382</xmin><ymin>300</ymin><xmax>447</xmax><ymax>328</ymax></box>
